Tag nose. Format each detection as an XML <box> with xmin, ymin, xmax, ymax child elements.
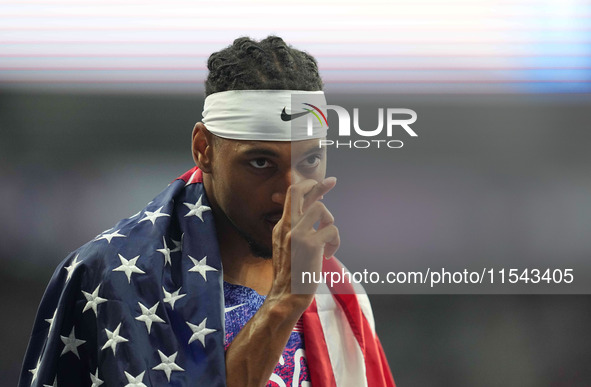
<box><xmin>271</xmin><ymin>168</ymin><xmax>304</xmax><ymax>206</ymax></box>
<box><xmin>283</xmin><ymin>168</ymin><xmax>309</xmax><ymax>188</ymax></box>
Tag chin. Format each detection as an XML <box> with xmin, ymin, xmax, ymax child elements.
<box><xmin>248</xmin><ymin>239</ymin><xmax>273</xmax><ymax>259</ymax></box>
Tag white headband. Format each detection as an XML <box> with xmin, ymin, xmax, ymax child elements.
<box><xmin>201</xmin><ymin>90</ymin><xmax>328</xmax><ymax>141</ymax></box>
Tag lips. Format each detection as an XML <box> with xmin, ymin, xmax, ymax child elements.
<box><xmin>265</xmin><ymin>217</ymin><xmax>281</xmax><ymax>225</ymax></box>
<box><xmin>264</xmin><ymin>214</ymin><xmax>282</xmax><ymax>228</ymax></box>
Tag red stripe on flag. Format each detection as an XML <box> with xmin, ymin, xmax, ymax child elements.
<box><xmin>175</xmin><ymin>166</ymin><xmax>203</xmax><ymax>184</ymax></box>
<box><xmin>376</xmin><ymin>334</ymin><xmax>397</xmax><ymax>387</ymax></box>
<box><xmin>302</xmin><ymin>299</ymin><xmax>337</xmax><ymax>387</ymax></box>
<box><xmin>322</xmin><ymin>256</ymin><xmax>357</xmax><ymax>293</ymax></box>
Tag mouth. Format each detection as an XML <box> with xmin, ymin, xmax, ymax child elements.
<box><xmin>264</xmin><ymin>214</ymin><xmax>282</xmax><ymax>230</ymax></box>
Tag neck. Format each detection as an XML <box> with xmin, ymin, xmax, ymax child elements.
<box><xmin>203</xmin><ymin>173</ymin><xmax>274</xmax><ymax>295</ymax></box>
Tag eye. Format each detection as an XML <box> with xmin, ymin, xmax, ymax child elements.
<box><xmin>249</xmin><ymin>158</ymin><xmax>272</xmax><ymax>169</ymax></box>
<box><xmin>300</xmin><ymin>154</ymin><xmax>321</xmax><ymax>169</ymax></box>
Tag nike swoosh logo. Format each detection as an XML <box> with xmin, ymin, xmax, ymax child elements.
<box><xmin>281</xmin><ymin>107</ymin><xmax>310</xmax><ymax>121</ymax></box>
<box><xmin>224</xmin><ymin>303</ymin><xmax>246</xmax><ymax>313</ymax></box>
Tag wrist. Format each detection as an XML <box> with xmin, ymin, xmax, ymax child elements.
<box><xmin>264</xmin><ymin>292</ymin><xmax>313</xmax><ymax>326</ymax></box>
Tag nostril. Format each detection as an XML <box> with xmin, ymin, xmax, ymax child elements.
<box><xmin>271</xmin><ymin>192</ymin><xmax>286</xmax><ymax>205</ymax></box>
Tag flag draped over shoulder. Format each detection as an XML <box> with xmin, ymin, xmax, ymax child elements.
<box><xmin>20</xmin><ymin>167</ymin><xmax>226</xmax><ymax>387</ymax></box>
<box><xmin>304</xmin><ymin>257</ymin><xmax>397</xmax><ymax>387</ymax></box>
<box><xmin>20</xmin><ymin>166</ymin><xmax>395</xmax><ymax>387</ymax></box>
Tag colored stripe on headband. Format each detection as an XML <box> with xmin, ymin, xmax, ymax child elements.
<box><xmin>201</xmin><ymin>90</ymin><xmax>328</xmax><ymax>141</ymax></box>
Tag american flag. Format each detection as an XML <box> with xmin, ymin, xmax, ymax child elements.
<box><xmin>20</xmin><ymin>167</ymin><xmax>395</xmax><ymax>387</ymax></box>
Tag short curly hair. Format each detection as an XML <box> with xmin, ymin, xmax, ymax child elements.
<box><xmin>205</xmin><ymin>35</ymin><xmax>324</xmax><ymax>96</ymax></box>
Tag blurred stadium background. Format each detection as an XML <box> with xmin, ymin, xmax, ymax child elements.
<box><xmin>1</xmin><ymin>0</ymin><xmax>590</xmax><ymax>385</ymax></box>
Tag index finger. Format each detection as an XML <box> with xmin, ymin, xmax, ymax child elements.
<box><xmin>282</xmin><ymin>177</ymin><xmax>337</xmax><ymax>226</ymax></box>
<box><xmin>301</xmin><ymin>177</ymin><xmax>337</xmax><ymax>212</ymax></box>
<box><xmin>294</xmin><ymin>177</ymin><xmax>337</xmax><ymax>220</ymax></box>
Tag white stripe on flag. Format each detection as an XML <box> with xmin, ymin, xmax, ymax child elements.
<box><xmin>355</xmin><ymin>292</ymin><xmax>376</xmax><ymax>333</ymax></box>
<box><xmin>315</xmin><ymin>283</ymin><xmax>368</xmax><ymax>387</ymax></box>
<box><xmin>335</xmin><ymin>258</ymin><xmax>376</xmax><ymax>334</ymax></box>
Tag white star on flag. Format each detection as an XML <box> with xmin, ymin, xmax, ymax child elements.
<box><xmin>45</xmin><ymin>309</ymin><xmax>57</xmax><ymax>337</ymax></box>
<box><xmin>64</xmin><ymin>254</ymin><xmax>82</xmax><ymax>282</ymax></box>
<box><xmin>29</xmin><ymin>358</ymin><xmax>41</xmax><ymax>383</ymax></box>
<box><xmin>156</xmin><ymin>236</ymin><xmax>172</xmax><ymax>266</ymax></box>
<box><xmin>170</xmin><ymin>237</ymin><xmax>182</xmax><ymax>254</ymax></box>
<box><xmin>113</xmin><ymin>254</ymin><xmax>145</xmax><ymax>283</ymax></box>
<box><xmin>170</xmin><ymin>233</ymin><xmax>183</xmax><ymax>254</ymax></box>
<box><xmin>188</xmin><ymin>255</ymin><xmax>217</xmax><ymax>281</ymax></box>
<box><xmin>60</xmin><ymin>327</ymin><xmax>86</xmax><ymax>358</ymax></box>
<box><xmin>82</xmin><ymin>284</ymin><xmax>108</xmax><ymax>317</ymax></box>
<box><xmin>183</xmin><ymin>195</ymin><xmax>211</xmax><ymax>221</ymax></box>
<box><xmin>135</xmin><ymin>301</ymin><xmax>165</xmax><ymax>334</ymax></box>
<box><xmin>123</xmin><ymin>371</ymin><xmax>147</xmax><ymax>387</ymax></box>
<box><xmin>90</xmin><ymin>369</ymin><xmax>104</xmax><ymax>387</ymax></box>
<box><xmin>101</xmin><ymin>323</ymin><xmax>129</xmax><ymax>355</ymax></box>
<box><xmin>162</xmin><ymin>286</ymin><xmax>186</xmax><ymax>310</ymax></box>
<box><xmin>43</xmin><ymin>377</ymin><xmax>57</xmax><ymax>387</ymax></box>
<box><xmin>186</xmin><ymin>317</ymin><xmax>217</xmax><ymax>347</ymax></box>
<box><xmin>139</xmin><ymin>206</ymin><xmax>170</xmax><ymax>225</ymax></box>
<box><xmin>152</xmin><ymin>350</ymin><xmax>185</xmax><ymax>381</ymax></box>
<box><xmin>95</xmin><ymin>229</ymin><xmax>126</xmax><ymax>244</ymax></box>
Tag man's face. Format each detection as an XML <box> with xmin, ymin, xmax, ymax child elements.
<box><xmin>208</xmin><ymin>137</ymin><xmax>327</xmax><ymax>258</ymax></box>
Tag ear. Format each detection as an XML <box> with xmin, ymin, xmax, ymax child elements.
<box><xmin>191</xmin><ymin>122</ymin><xmax>215</xmax><ymax>173</ymax></box>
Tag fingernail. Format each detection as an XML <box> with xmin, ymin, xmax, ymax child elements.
<box><xmin>323</xmin><ymin>177</ymin><xmax>337</xmax><ymax>185</ymax></box>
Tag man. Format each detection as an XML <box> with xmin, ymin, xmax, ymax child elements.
<box><xmin>20</xmin><ymin>36</ymin><xmax>395</xmax><ymax>387</ymax></box>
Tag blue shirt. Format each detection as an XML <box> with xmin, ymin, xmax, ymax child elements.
<box><xmin>223</xmin><ymin>281</ymin><xmax>311</xmax><ymax>386</ymax></box>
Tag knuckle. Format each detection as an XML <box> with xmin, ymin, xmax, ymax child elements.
<box><xmin>303</xmin><ymin>239</ymin><xmax>316</xmax><ymax>250</ymax></box>
<box><xmin>310</xmin><ymin>201</ymin><xmax>326</xmax><ymax>212</ymax></box>
<box><xmin>274</xmin><ymin>218</ymin><xmax>287</xmax><ymax>231</ymax></box>
<box><xmin>325</xmin><ymin>211</ymin><xmax>335</xmax><ymax>222</ymax></box>
<box><xmin>287</xmin><ymin>185</ymin><xmax>300</xmax><ymax>197</ymax></box>
<box><xmin>292</xmin><ymin>230</ymin><xmax>309</xmax><ymax>244</ymax></box>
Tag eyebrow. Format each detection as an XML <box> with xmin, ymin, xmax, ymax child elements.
<box><xmin>241</xmin><ymin>148</ymin><xmax>281</xmax><ymax>158</ymax></box>
<box><xmin>240</xmin><ymin>145</ymin><xmax>326</xmax><ymax>158</ymax></box>
<box><xmin>303</xmin><ymin>145</ymin><xmax>327</xmax><ymax>156</ymax></box>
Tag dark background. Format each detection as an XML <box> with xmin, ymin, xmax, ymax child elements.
<box><xmin>1</xmin><ymin>91</ymin><xmax>590</xmax><ymax>386</ymax></box>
